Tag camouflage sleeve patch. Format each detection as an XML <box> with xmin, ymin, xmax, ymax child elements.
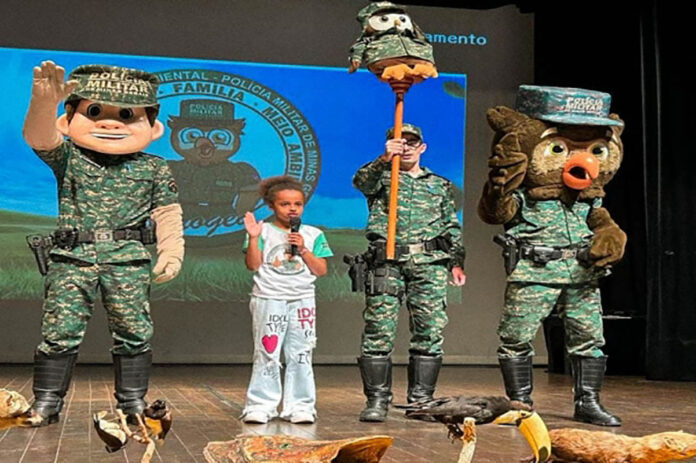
<box><xmin>442</xmin><ymin>182</ymin><xmax>466</xmax><ymax>269</ymax></box>
<box><xmin>353</xmin><ymin>159</ymin><xmax>389</xmax><ymax>196</ymax></box>
<box><xmin>33</xmin><ymin>140</ymin><xmax>69</xmax><ymax>179</ymax></box>
<box><xmin>349</xmin><ymin>36</ymin><xmax>369</xmax><ymax>63</ymax></box>
<box><xmin>151</xmin><ymin>158</ymin><xmax>179</xmax><ymax>209</ymax></box>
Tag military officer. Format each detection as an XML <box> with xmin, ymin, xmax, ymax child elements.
<box><xmin>352</xmin><ymin>123</ymin><xmax>466</xmax><ymax>422</ymax></box>
<box><xmin>22</xmin><ymin>61</ymin><xmax>184</xmax><ymax>426</ymax></box>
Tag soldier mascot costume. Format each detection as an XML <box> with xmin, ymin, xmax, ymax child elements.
<box><xmin>22</xmin><ymin>61</ymin><xmax>184</xmax><ymax>426</ymax></box>
<box><xmin>350</xmin><ymin>123</ymin><xmax>466</xmax><ymax>422</ymax></box>
<box><xmin>478</xmin><ymin>86</ymin><xmax>627</xmax><ymax>426</ymax></box>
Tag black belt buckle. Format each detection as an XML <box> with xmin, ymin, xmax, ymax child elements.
<box><xmin>53</xmin><ymin>228</ymin><xmax>77</xmax><ymax>249</ymax></box>
<box><xmin>530</xmin><ymin>246</ymin><xmax>558</xmax><ymax>265</ymax></box>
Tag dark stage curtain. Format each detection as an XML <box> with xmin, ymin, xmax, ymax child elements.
<box><xmin>640</xmin><ymin>3</ymin><xmax>696</xmax><ymax>380</ymax></box>
<box><xmin>534</xmin><ymin>1</ymin><xmax>694</xmax><ymax>379</ymax></box>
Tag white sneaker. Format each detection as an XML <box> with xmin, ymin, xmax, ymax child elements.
<box><xmin>289</xmin><ymin>411</ymin><xmax>315</xmax><ymax>424</ymax></box>
<box><xmin>242</xmin><ymin>411</ymin><xmax>269</xmax><ymax>424</ymax></box>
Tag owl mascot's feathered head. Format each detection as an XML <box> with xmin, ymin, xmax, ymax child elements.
<box><xmin>478</xmin><ymin>86</ymin><xmax>627</xmax><ymax>268</ymax></box>
<box><xmin>480</xmin><ymin>86</ymin><xmax>624</xmax><ymax>219</ymax></box>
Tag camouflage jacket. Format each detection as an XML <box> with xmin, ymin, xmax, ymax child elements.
<box><xmin>353</xmin><ymin>159</ymin><xmax>465</xmax><ymax>267</ymax></box>
<box><xmin>504</xmin><ymin>189</ymin><xmax>608</xmax><ymax>284</ymax></box>
<box><xmin>349</xmin><ymin>30</ymin><xmax>434</xmax><ymax>66</ymax></box>
<box><xmin>34</xmin><ymin>140</ymin><xmax>179</xmax><ymax>264</ymax></box>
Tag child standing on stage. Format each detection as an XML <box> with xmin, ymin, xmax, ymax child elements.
<box><xmin>240</xmin><ymin>176</ymin><xmax>333</xmax><ymax>424</ymax></box>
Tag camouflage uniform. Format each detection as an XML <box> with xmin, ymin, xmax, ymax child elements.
<box><xmin>26</xmin><ymin>64</ymin><xmax>181</xmax><ymax>427</ymax></box>
<box><xmin>36</xmin><ymin>140</ymin><xmax>178</xmax><ymax>355</ymax></box>
<box><xmin>497</xmin><ymin>189</ymin><xmax>607</xmax><ymax>359</ymax></box>
<box><xmin>353</xmin><ymin>157</ymin><xmax>465</xmax><ymax>356</ymax></box>
<box><xmin>349</xmin><ymin>31</ymin><xmax>434</xmax><ymax>69</ymax></box>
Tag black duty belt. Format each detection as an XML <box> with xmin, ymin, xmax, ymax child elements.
<box><xmin>369</xmin><ymin>236</ymin><xmax>449</xmax><ymax>262</ymax></box>
<box><xmin>519</xmin><ymin>243</ymin><xmax>589</xmax><ymax>265</ymax></box>
<box><xmin>52</xmin><ymin>227</ymin><xmax>152</xmax><ymax>249</ymax></box>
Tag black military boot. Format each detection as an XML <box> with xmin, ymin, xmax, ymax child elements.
<box><xmin>113</xmin><ymin>350</ymin><xmax>152</xmax><ymax>417</ymax></box>
<box><xmin>571</xmin><ymin>356</ymin><xmax>621</xmax><ymax>426</ymax></box>
<box><xmin>358</xmin><ymin>356</ymin><xmax>392</xmax><ymax>422</ymax></box>
<box><xmin>499</xmin><ymin>356</ymin><xmax>534</xmax><ymax>406</ymax></box>
<box><xmin>404</xmin><ymin>354</ymin><xmax>442</xmax><ymax>422</ymax></box>
<box><xmin>30</xmin><ymin>349</ymin><xmax>78</xmax><ymax>426</ymax></box>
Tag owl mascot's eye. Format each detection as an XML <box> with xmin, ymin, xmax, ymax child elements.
<box><xmin>544</xmin><ymin>141</ymin><xmax>568</xmax><ymax>157</ymax></box>
<box><xmin>368</xmin><ymin>14</ymin><xmax>397</xmax><ymax>31</ymax></box>
<box><xmin>590</xmin><ymin>142</ymin><xmax>609</xmax><ymax>160</ymax></box>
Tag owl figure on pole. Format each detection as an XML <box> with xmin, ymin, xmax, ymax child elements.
<box><xmin>348</xmin><ymin>1</ymin><xmax>437</xmax><ymax>81</ymax></box>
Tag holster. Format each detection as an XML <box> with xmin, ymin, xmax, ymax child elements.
<box><xmin>493</xmin><ymin>234</ymin><xmax>519</xmax><ymax>275</ymax></box>
<box><xmin>26</xmin><ymin>234</ymin><xmax>54</xmax><ymax>276</ymax></box>
<box><xmin>366</xmin><ymin>266</ymin><xmax>402</xmax><ymax>297</ymax></box>
<box><xmin>343</xmin><ymin>254</ymin><xmax>368</xmax><ymax>292</ymax></box>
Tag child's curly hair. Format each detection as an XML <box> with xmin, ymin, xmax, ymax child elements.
<box><xmin>259</xmin><ymin>176</ymin><xmax>306</xmax><ymax>205</ymax></box>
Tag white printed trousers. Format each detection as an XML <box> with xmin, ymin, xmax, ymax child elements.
<box><xmin>242</xmin><ymin>296</ymin><xmax>317</xmax><ymax>419</ymax></box>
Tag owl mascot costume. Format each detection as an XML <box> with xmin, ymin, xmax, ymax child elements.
<box><xmin>348</xmin><ymin>1</ymin><xmax>437</xmax><ymax>80</ymax></box>
<box><xmin>478</xmin><ymin>86</ymin><xmax>626</xmax><ymax>427</ymax></box>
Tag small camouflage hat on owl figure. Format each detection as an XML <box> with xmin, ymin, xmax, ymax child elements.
<box><xmin>66</xmin><ymin>64</ymin><xmax>159</xmax><ymax>108</ymax></box>
<box><xmin>348</xmin><ymin>1</ymin><xmax>437</xmax><ymax>80</ymax></box>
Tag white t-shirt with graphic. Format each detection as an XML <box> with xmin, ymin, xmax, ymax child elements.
<box><xmin>243</xmin><ymin>222</ymin><xmax>333</xmax><ymax>300</ymax></box>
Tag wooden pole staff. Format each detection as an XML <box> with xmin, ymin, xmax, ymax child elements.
<box><xmin>385</xmin><ymin>79</ymin><xmax>415</xmax><ymax>260</ymax></box>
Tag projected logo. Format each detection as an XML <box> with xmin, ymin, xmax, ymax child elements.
<box><xmin>155</xmin><ymin>69</ymin><xmax>320</xmax><ymax>239</ymax></box>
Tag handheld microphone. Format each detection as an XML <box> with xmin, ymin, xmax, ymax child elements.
<box><xmin>289</xmin><ymin>216</ymin><xmax>301</xmax><ymax>256</ymax></box>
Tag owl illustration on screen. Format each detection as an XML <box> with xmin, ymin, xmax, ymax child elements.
<box><xmin>167</xmin><ymin>99</ymin><xmax>261</xmax><ymax>223</ymax></box>
<box><xmin>348</xmin><ymin>1</ymin><xmax>437</xmax><ymax>80</ymax></box>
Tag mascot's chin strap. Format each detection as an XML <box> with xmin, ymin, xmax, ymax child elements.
<box><xmin>150</xmin><ymin>203</ymin><xmax>184</xmax><ymax>284</ymax></box>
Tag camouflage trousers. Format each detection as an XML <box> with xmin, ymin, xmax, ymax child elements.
<box><xmin>38</xmin><ymin>257</ymin><xmax>153</xmax><ymax>356</ymax></box>
<box><xmin>361</xmin><ymin>261</ymin><xmax>449</xmax><ymax>357</ymax></box>
<box><xmin>497</xmin><ymin>282</ymin><xmax>605</xmax><ymax>359</ymax></box>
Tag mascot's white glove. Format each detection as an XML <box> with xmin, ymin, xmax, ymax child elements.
<box><xmin>23</xmin><ymin>61</ymin><xmax>78</xmax><ymax>150</ymax></box>
<box><xmin>150</xmin><ymin>203</ymin><xmax>184</xmax><ymax>284</ymax></box>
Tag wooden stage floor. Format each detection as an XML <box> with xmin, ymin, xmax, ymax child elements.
<box><xmin>1</xmin><ymin>365</ymin><xmax>695</xmax><ymax>462</ymax></box>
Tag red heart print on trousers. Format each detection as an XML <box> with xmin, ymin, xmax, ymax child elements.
<box><xmin>262</xmin><ymin>335</ymin><xmax>278</xmax><ymax>354</ymax></box>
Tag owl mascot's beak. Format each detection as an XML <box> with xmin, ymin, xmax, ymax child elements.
<box><xmin>562</xmin><ymin>152</ymin><xmax>599</xmax><ymax>190</ymax></box>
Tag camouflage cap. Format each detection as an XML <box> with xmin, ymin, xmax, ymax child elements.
<box><xmin>385</xmin><ymin>123</ymin><xmax>422</xmax><ymax>140</ymax></box>
<box><xmin>177</xmin><ymin>99</ymin><xmax>237</xmax><ymax>121</ymax></box>
<box><xmin>66</xmin><ymin>64</ymin><xmax>159</xmax><ymax>108</ymax></box>
<box><xmin>357</xmin><ymin>1</ymin><xmax>406</xmax><ymax>24</ymax></box>
<box><xmin>515</xmin><ymin>85</ymin><xmax>623</xmax><ymax>127</ymax></box>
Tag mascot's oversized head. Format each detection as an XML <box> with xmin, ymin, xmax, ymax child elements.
<box><xmin>56</xmin><ymin>65</ymin><xmax>164</xmax><ymax>155</ymax></box>
<box><xmin>486</xmin><ymin>85</ymin><xmax>624</xmax><ymax>202</ymax></box>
